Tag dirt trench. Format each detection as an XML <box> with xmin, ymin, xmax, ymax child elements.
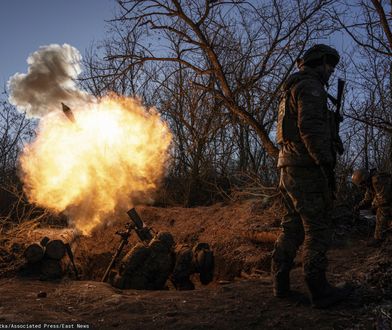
<box><xmin>0</xmin><ymin>201</ymin><xmax>391</xmax><ymax>329</ymax></box>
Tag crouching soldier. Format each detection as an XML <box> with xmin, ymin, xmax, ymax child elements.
<box><xmin>171</xmin><ymin>243</ymin><xmax>214</xmax><ymax>290</ymax></box>
<box><xmin>352</xmin><ymin>169</ymin><xmax>392</xmax><ymax>246</ymax></box>
<box><xmin>110</xmin><ymin>233</ymin><xmax>214</xmax><ymax>291</ymax></box>
<box><xmin>111</xmin><ymin>231</ymin><xmax>175</xmax><ymax>290</ymax></box>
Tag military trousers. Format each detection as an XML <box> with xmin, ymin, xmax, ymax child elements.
<box><xmin>272</xmin><ymin>166</ymin><xmax>333</xmax><ymax>277</ymax></box>
<box><xmin>374</xmin><ymin>206</ymin><xmax>392</xmax><ymax>240</ymax></box>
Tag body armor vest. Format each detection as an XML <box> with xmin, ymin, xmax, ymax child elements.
<box><xmin>276</xmin><ymin>89</ymin><xmax>300</xmax><ymax>144</ymax></box>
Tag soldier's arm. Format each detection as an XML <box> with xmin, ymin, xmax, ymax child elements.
<box><xmin>295</xmin><ymin>80</ymin><xmax>333</xmax><ymax>167</ymax></box>
<box><xmin>371</xmin><ymin>174</ymin><xmax>392</xmax><ymax>208</ymax></box>
<box><xmin>357</xmin><ymin>188</ymin><xmax>373</xmax><ymax>210</ymax></box>
<box><xmin>121</xmin><ymin>243</ymin><xmax>150</xmax><ymax>274</ymax></box>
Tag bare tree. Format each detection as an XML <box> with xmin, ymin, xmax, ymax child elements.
<box><xmin>334</xmin><ymin>0</ymin><xmax>392</xmax><ymax>171</ymax></box>
<box><xmin>333</xmin><ymin>0</ymin><xmax>392</xmax><ymax>56</ymax></box>
<box><xmin>89</xmin><ymin>0</ymin><xmax>337</xmax><ymax>159</ymax></box>
<box><xmin>0</xmin><ymin>92</ymin><xmax>35</xmax><ymax>183</ymax></box>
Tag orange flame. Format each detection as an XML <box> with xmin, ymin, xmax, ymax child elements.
<box><xmin>20</xmin><ymin>94</ymin><xmax>171</xmax><ymax>234</ymax></box>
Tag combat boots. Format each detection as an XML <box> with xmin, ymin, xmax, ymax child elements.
<box><xmin>305</xmin><ymin>273</ymin><xmax>351</xmax><ymax>309</ymax></box>
<box><xmin>271</xmin><ymin>260</ymin><xmax>292</xmax><ymax>298</ymax></box>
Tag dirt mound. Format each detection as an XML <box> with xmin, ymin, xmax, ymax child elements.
<box><xmin>0</xmin><ymin>200</ymin><xmax>282</xmax><ymax>282</ymax></box>
<box><xmin>0</xmin><ymin>242</ymin><xmax>383</xmax><ymax>330</ymax></box>
<box><xmin>76</xmin><ymin>199</ymin><xmax>282</xmax><ymax>281</ymax></box>
<box><xmin>362</xmin><ymin>236</ymin><xmax>392</xmax><ymax>295</ymax></box>
<box><xmin>0</xmin><ymin>201</ymin><xmax>391</xmax><ymax>329</ymax></box>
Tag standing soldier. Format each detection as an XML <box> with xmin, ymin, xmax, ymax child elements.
<box><xmin>271</xmin><ymin>44</ymin><xmax>350</xmax><ymax>308</ymax></box>
<box><xmin>352</xmin><ymin>168</ymin><xmax>392</xmax><ymax>246</ymax></box>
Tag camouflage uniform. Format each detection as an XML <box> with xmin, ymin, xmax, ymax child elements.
<box><xmin>357</xmin><ymin>171</ymin><xmax>392</xmax><ymax>240</ymax></box>
<box><xmin>273</xmin><ymin>66</ymin><xmax>336</xmax><ymax>277</ymax></box>
<box><xmin>112</xmin><ymin>232</ymin><xmax>175</xmax><ymax>290</ymax></box>
<box><xmin>111</xmin><ymin>233</ymin><xmax>214</xmax><ymax>291</ymax></box>
<box><xmin>171</xmin><ymin>243</ymin><xmax>214</xmax><ymax>290</ymax></box>
<box><xmin>272</xmin><ymin>44</ymin><xmax>350</xmax><ymax>308</ymax></box>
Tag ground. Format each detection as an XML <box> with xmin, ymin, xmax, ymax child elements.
<box><xmin>0</xmin><ymin>200</ymin><xmax>391</xmax><ymax>329</ymax></box>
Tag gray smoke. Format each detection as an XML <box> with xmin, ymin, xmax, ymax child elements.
<box><xmin>8</xmin><ymin>44</ymin><xmax>92</xmax><ymax>118</ymax></box>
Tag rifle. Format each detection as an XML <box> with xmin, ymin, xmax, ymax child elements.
<box><xmin>65</xmin><ymin>243</ymin><xmax>79</xmax><ymax>278</ymax></box>
<box><xmin>328</xmin><ymin>78</ymin><xmax>346</xmax><ymax>155</ymax></box>
<box><xmin>323</xmin><ymin>79</ymin><xmax>346</xmax><ymax>198</ymax></box>
<box><xmin>101</xmin><ymin>208</ymin><xmax>154</xmax><ymax>282</ymax></box>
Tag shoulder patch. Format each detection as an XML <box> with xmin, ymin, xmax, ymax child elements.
<box><xmin>310</xmin><ymin>89</ymin><xmax>321</xmax><ymax>97</ymax></box>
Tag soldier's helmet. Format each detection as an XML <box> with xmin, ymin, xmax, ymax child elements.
<box><xmin>351</xmin><ymin>169</ymin><xmax>370</xmax><ymax>187</ymax></box>
<box><xmin>192</xmin><ymin>243</ymin><xmax>214</xmax><ymax>285</ymax></box>
<box><xmin>155</xmin><ymin>231</ymin><xmax>175</xmax><ymax>249</ymax></box>
<box><xmin>302</xmin><ymin>44</ymin><xmax>340</xmax><ymax>67</ymax></box>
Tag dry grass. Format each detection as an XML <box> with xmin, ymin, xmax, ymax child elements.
<box><xmin>229</xmin><ymin>172</ymin><xmax>279</xmax><ymax>202</ymax></box>
<box><xmin>244</xmin><ymin>230</ymin><xmax>280</xmax><ymax>244</ymax></box>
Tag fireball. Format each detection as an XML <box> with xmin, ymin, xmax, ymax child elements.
<box><xmin>19</xmin><ymin>94</ymin><xmax>171</xmax><ymax>234</ymax></box>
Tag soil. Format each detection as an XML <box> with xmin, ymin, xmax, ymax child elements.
<box><xmin>0</xmin><ymin>200</ymin><xmax>391</xmax><ymax>329</ymax></box>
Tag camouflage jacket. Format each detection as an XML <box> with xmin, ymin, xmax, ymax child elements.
<box><xmin>277</xmin><ymin>68</ymin><xmax>339</xmax><ymax>168</ymax></box>
<box><xmin>359</xmin><ymin>172</ymin><xmax>392</xmax><ymax>210</ymax></box>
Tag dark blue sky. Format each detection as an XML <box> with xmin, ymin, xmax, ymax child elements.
<box><xmin>0</xmin><ymin>1</ymin><xmax>352</xmax><ymax>92</ymax></box>
<box><xmin>0</xmin><ymin>0</ymin><xmax>115</xmax><ymax>88</ymax></box>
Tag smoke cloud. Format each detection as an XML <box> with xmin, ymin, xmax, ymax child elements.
<box><xmin>8</xmin><ymin>43</ymin><xmax>92</xmax><ymax>117</ymax></box>
<box><xmin>8</xmin><ymin>44</ymin><xmax>172</xmax><ymax>235</ymax></box>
